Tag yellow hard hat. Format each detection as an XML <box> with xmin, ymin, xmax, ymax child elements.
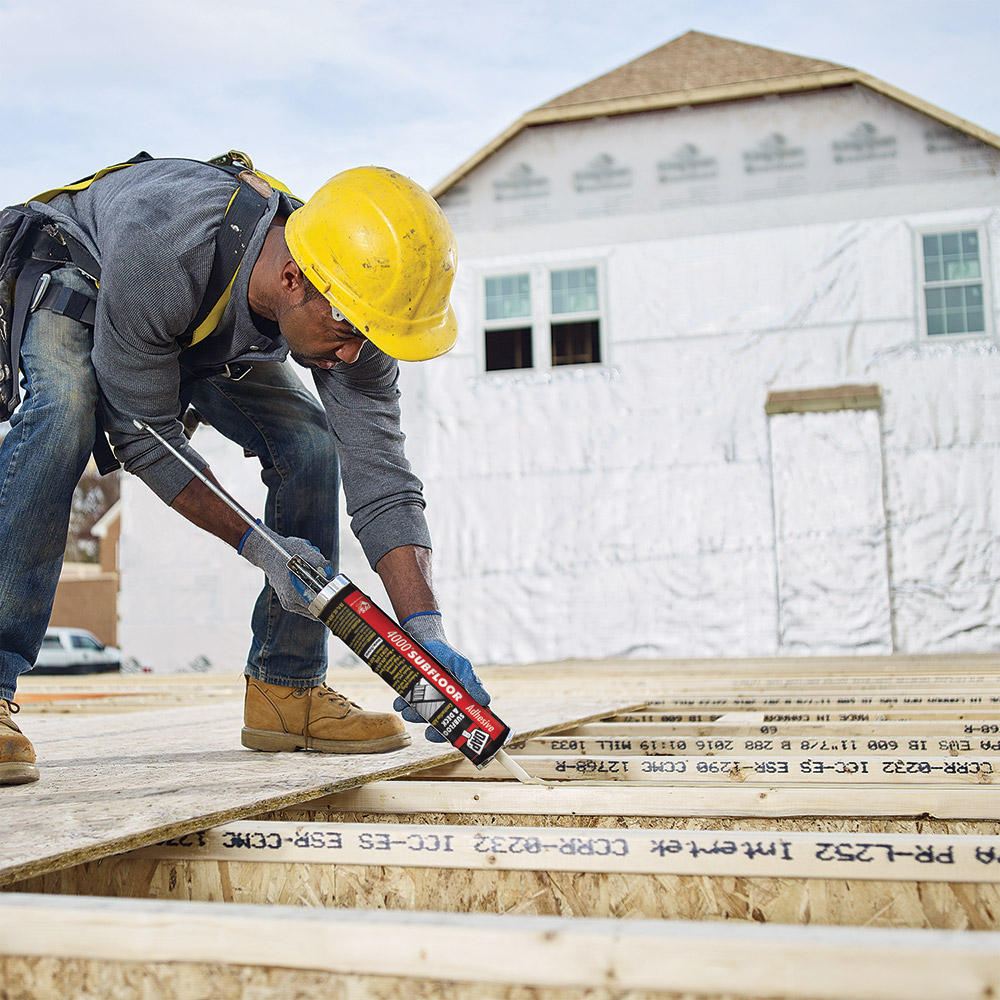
<box><xmin>284</xmin><ymin>166</ymin><xmax>458</xmax><ymax>362</ymax></box>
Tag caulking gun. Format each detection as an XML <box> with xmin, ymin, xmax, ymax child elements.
<box><xmin>134</xmin><ymin>420</ymin><xmax>539</xmax><ymax>784</ymax></box>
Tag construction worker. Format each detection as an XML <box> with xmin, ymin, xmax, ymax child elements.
<box><xmin>0</xmin><ymin>157</ymin><xmax>488</xmax><ymax>786</ymax></box>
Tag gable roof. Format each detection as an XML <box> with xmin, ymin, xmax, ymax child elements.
<box><xmin>539</xmin><ymin>30</ymin><xmax>845</xmax><ymax>110</ymax></box>
<box><xmin>433</xmin><ymin>30</ymin><xmax>1000</xmax><ymax>198</ymax></box>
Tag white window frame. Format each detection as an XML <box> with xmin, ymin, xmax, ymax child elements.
<box><xmin>479</xmin><ymin>261</ymin><xmax>608</xmax><ymax>373</ymax></box>
<box><xmin>482</xmin><ymin>270</ymin><xmax>535</xmax><ymax>371</ymax></box>
<box><xmin>915</xmin><ymin>223</ymin><xmax>993</xmax><ymax>341</ymax></box>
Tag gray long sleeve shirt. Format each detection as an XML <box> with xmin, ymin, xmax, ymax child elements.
<box><xmin>30</xmin><ymin>157</ymin><xmax>430</xmax><ymax>567</ymax></box>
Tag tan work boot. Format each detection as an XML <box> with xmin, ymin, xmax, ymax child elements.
<box><xmin>242</xmin><ymin>676</ymin><xmax>411</xmax><ymax>754</ymax></box>
<box><xmin>1</xmin><ymin>699</ymin><xmax>40</xmax><ymax>785</ymax></box>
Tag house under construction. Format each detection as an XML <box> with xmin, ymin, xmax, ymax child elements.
<box><xmin>2</xmin><ymin>31</ymin><xmax>998</xmax><ymax>1000</ymax></box>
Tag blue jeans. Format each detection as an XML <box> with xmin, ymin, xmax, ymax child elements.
<box><xmin>0</xmin><ymin>267</ymin><xmax>338</xmax><ymax>700</ymax></box>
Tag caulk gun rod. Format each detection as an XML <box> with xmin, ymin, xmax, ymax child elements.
<box><xmin>132</xmin><ymin>419</ymin><xmax>293</xmax><ymax>563</ymax></box>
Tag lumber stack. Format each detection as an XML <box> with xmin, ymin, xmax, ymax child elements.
<box><xmin>1</xmin><ymin>656</ymin><xmax>999</xmax><ymax>999</ymax></box>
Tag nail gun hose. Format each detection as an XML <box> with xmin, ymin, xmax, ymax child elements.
<box><xmin>293</xmin><ymin>558</ymin><xmax>512</xmax><ymax>768</ymax></box>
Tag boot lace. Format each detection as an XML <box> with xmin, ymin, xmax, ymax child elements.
<box><xmin>319</xmin><ymin>685</ymin><xmax>361</xmax><ymax>710</ymax></box>
<box><xmin>0</xmin><ymin>699</ymin><xmax>21</xmax><ymax>727</ymax></box>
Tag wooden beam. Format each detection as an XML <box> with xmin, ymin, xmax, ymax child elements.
<box><xmin>2</xmin><ymin>895</ymin><xmax>999</xmax><ymax>999</ymax></box>
<box><xmin>609</xmin><ymin>710</ymin><xmax>1000</xmax><ymax>723</ymax></box>
<box><xmin>134</xmin><ymin>820</ymin><xmax>1000</xmax><ymax>884</ymax></box>
<box><xmin>568</xmin><ymin>722</ymin><xmax>1000</xmax><ymax>740</ymax></box>
<box><xmin>413</xmin><ymin>754</ymin><xmax>999</xmax><ymax>786</ymax></box>
<box><xmin>511</xmin><ymin>734</ymin><xmax>993</xmax><ymax>758</ymax></box>
<box><xmin>765</xmin><ymin>384</ymin><xmax>882</xmax><ymax>415</ymax></box>
<box><xmin>632</xmin><ymin>692</ymin><xmax>1000</xmax><ymax>710</ymax></box>
<box><xmin>303</xmin><ymin>780</ymin><xmax>1000</xmax><ymax>820</ymax></box>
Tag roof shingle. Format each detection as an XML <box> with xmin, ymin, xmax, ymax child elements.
<box><xmin>539</xmin><ymin>30</ymin><xmax>848</xmax><ymax>110</ymax></box>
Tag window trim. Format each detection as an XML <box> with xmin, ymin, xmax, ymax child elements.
<box><xmin>914</xmin><ymin>223</ymin><xmax>993</xmax><ymax>341</ymax></box>
<box><xmin>479</xmin><ymin>260</ymin><xmax>608</xmax><ymax>373</ymax></box>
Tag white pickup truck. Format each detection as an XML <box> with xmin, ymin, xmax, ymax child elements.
<box><xmin>33</xmin><ymin>628</ymin><xmax>121</xmax><ymax>675</ymax></box>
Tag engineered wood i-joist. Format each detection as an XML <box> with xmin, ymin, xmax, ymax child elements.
<box><xmin>132</xmin><ymin>819</ymin><xmax>1000</xmax><ymax>883</ymax></box>
<box><xmin>636</xmin><ymin>692</ymin><xmax>1000</xmax><ymax>709</ymax></box>
<box><xmin>608</xmin><ymin>710</ymin><xmax>1000</xmax><ymax>722</ymax></box>
<box><xmin>13</xmin><ymin>819</ymin><xmax>998</xmax><ymax>930</ymax></box>
<box><xmin>513</xmin><ymin>734</ymin><xmax>998</xmax><ymax>756</ymax></box>
<box><xmin>1</xmin><ymin>894</ymin><xmax>999</xmax><ymax>1000</ymax></box>
<box><xmin>0</xmin><ymin>694</ymin><xmax>636</xmax><ymax>886</ymax></box>
<box><xmin>410</xmin><ymin>753</ymin><xmax>1000</xmax><ymax>784</ymax></box>
<box><xmin>6</xmin><ymin>657</ymin><xmax>1000</xmax><ymax>999</ymax></box>
<box><xmin>570</xmin><ymin>720</ymin><xmax>1000</xmax><ymax>739</ymax></box>
<box><xmin>303</xmin><ymin>779</ymin><xmax>1000</xmax><ymax>820</ymax></box>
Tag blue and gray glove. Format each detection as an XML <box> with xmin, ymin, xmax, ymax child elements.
<box><xmin>393</xmin><ymin>611</ymin><xmax>491</xmax><ymax>743</ymax></box>
<box><xmin>238</xmin><ymin>521</ymin><xmax>333</xmax><ymax>619</ymax></box>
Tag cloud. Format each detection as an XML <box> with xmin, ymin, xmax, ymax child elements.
<box><xmin>1</xmin><ymin>0</ymin><xmax>997</xmax><ymax>202</ymax></box>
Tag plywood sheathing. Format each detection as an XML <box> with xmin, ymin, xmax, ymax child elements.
<box><xmin>0</xmin><ymin>688</ymin><xmax>636</xmax><ymax>886</ymax></box>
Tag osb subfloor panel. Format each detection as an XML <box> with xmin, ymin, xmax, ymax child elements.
<box><xmin>13</xmin><ymin>857</ymin><xmax>998</xmax><ymax>931</ymax></box>
<box><xmin>2</xmin><ymin>666</ymin><xmax>637</xmax><ymax>886</ymax></box>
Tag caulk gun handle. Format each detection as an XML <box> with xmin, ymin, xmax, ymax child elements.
<box><xmin>287</xmin><ymin>554</ymin><xmax>334</xmax><ymax>603</ymax></box>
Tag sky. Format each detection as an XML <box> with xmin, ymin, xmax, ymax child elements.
<box><xmin>1</xmin><ymin>0</ymin><xmax>998</xmax><ymax>204</ymax></box>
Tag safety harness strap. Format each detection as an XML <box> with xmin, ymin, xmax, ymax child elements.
<box><xmin>183</xmin><ymin>175</ymin><xmax>269</xmax><ymax>345</ymax></box>
<box><xmin>35</xmin><ymin>282</ymin><xmax>96</xmax><ymax>325</ymax></box>
<box><xmin>19</xmin><ymin>157</ymin><xmax>275</xmax><ymax>474</ymax></box>
<box><xmin>9</xmin><ymin>257</ymin><xmax>51</xmax><ymax>411</ymax></box>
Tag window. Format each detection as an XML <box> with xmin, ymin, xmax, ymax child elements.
<box><xmin>483</xmin><ymin>264</ymin><xmax>604</xmax><ymax>371</ymax></box>
<box><xmin>485</xmin><ymin>327</ymin><xmax>532</xmax><ymax>371</ymax></box>
<box><xmin>921</xmin><ymin>230</ymin><xmax>987</xmax><ymax>337</ymax></box>
<box><xmin>70</xmin><ymin>634</ymin><xmax>102</xmax><ymax>650</ymax></box>
<box><xmin>484</xmin><ymin>274</ymin><xmax>532</xmax><ymax>372</ymax></box>
<box><xmin>485</xmin><ymin>274</ymin><xmax>530</xmax><ymax>322</ymax></box>
<box><xmin>550</xmin><ymin>267</ymin><xmax>601</xmax><ymax>366</ymax></box>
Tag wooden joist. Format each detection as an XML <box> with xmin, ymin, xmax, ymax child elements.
<box><xmin>129</xmin><ymin>819</ymin><xmax>1000</xmax><ymax>884</ymax></box>
<box><xmin>570</xmin><ymin>720</ymin><xmax>1000</xmax><ymax>738</ymax></box>
<box><xmin>633</xmin><ymin>692</ymin><xmax>1000</xmax><ymax>709</ymax></box>
<box><xmin>301</xmin><ymin>778</ymin><xmax>1000</xmax><ymax>820</ymax></box>
<box><xmin>592</xmin><ymin>710</ymin><xmax>1000</xmax><ymax>723</ymax></box>
<box><xmin>411</xmin><ymin>753</ymin><xmax>1000</xmax><ymax>785</ymax></box>
<box><xmin>5</xmin><ymin>657</ymin><xmax>1000</xmax><ymax>998</ymax></box>
<box><xmin>512</xmin><ymin>733</ymin><xmax>998</xmax><ymax>757</ymax></box>
<box><xmin>2</xmin><ymin>894</ymin><xmax>999</xmax><ymax>1000</ymax></box>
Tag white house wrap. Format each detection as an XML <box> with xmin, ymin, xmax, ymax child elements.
<box><xmin>119</xmin><ymin>32</ymin><xmax>1000</xmax><ymax>671</ymax></box>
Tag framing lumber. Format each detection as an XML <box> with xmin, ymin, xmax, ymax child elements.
<box><xmin>568</xmin><ymin>721</ymin><xmax>1000</xmax><ymax>739</ymax></box>
<box><xmin>613</xmin><ymin>710</ymin><xmax>1000</xmax><ymax>722</ymax></box>
<box><xmin>630</xmin><ymin>692</ymin><xmax>1000</xmax><ymax>709</ymax></box>
<box><xmin>410</xmin><ymin>754</ymin><xmax>1000</xmax><ymax>786</ymax></box>
<box><xmin>2</xmin><ymin>894</ymin><xmax>999</xmax><ymax>1000</ymax></box>
<box><xmin>0</xmin><ymin>694</ymin><xmax>634</xmax><ymax>887</ymax></box>
<box><xmin>300</xmin><ymin>779</ymin><xmax>1000</xmax><ymax>820</ymax></box>
<box><xmin>512</xmin><ymin>734</ymin><xmax>997</xmax><ymax>757</ymax></box>
<box><xmin>764</xmin><ymin>383</ymin><xmax>882</xmax><ymax>415</ymax></box>
<box><xmin>14</xmin><ymin>830</ymin><xmax>999</xmax><ymax>929</ymax></box>
<box><xmin>131</xmin><ymin>819</ymin><xmax>1000</xmax><ymax>884</ymax></box>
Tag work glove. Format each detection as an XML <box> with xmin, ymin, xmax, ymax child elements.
<box><xmin>238</xmin><ymin>521</ymin><xmax>333</xmax><ymax>620</ymax></box>
<box><xmin>393</xmin><ymin>612</ymin><xmax>491</xmax><ymax>743</ymax></box>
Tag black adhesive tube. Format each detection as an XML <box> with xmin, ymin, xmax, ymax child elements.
<box><xmin>292</xmin><ymin>557</ymin><xmax>512</xmax><ymax>768</ymax></box>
